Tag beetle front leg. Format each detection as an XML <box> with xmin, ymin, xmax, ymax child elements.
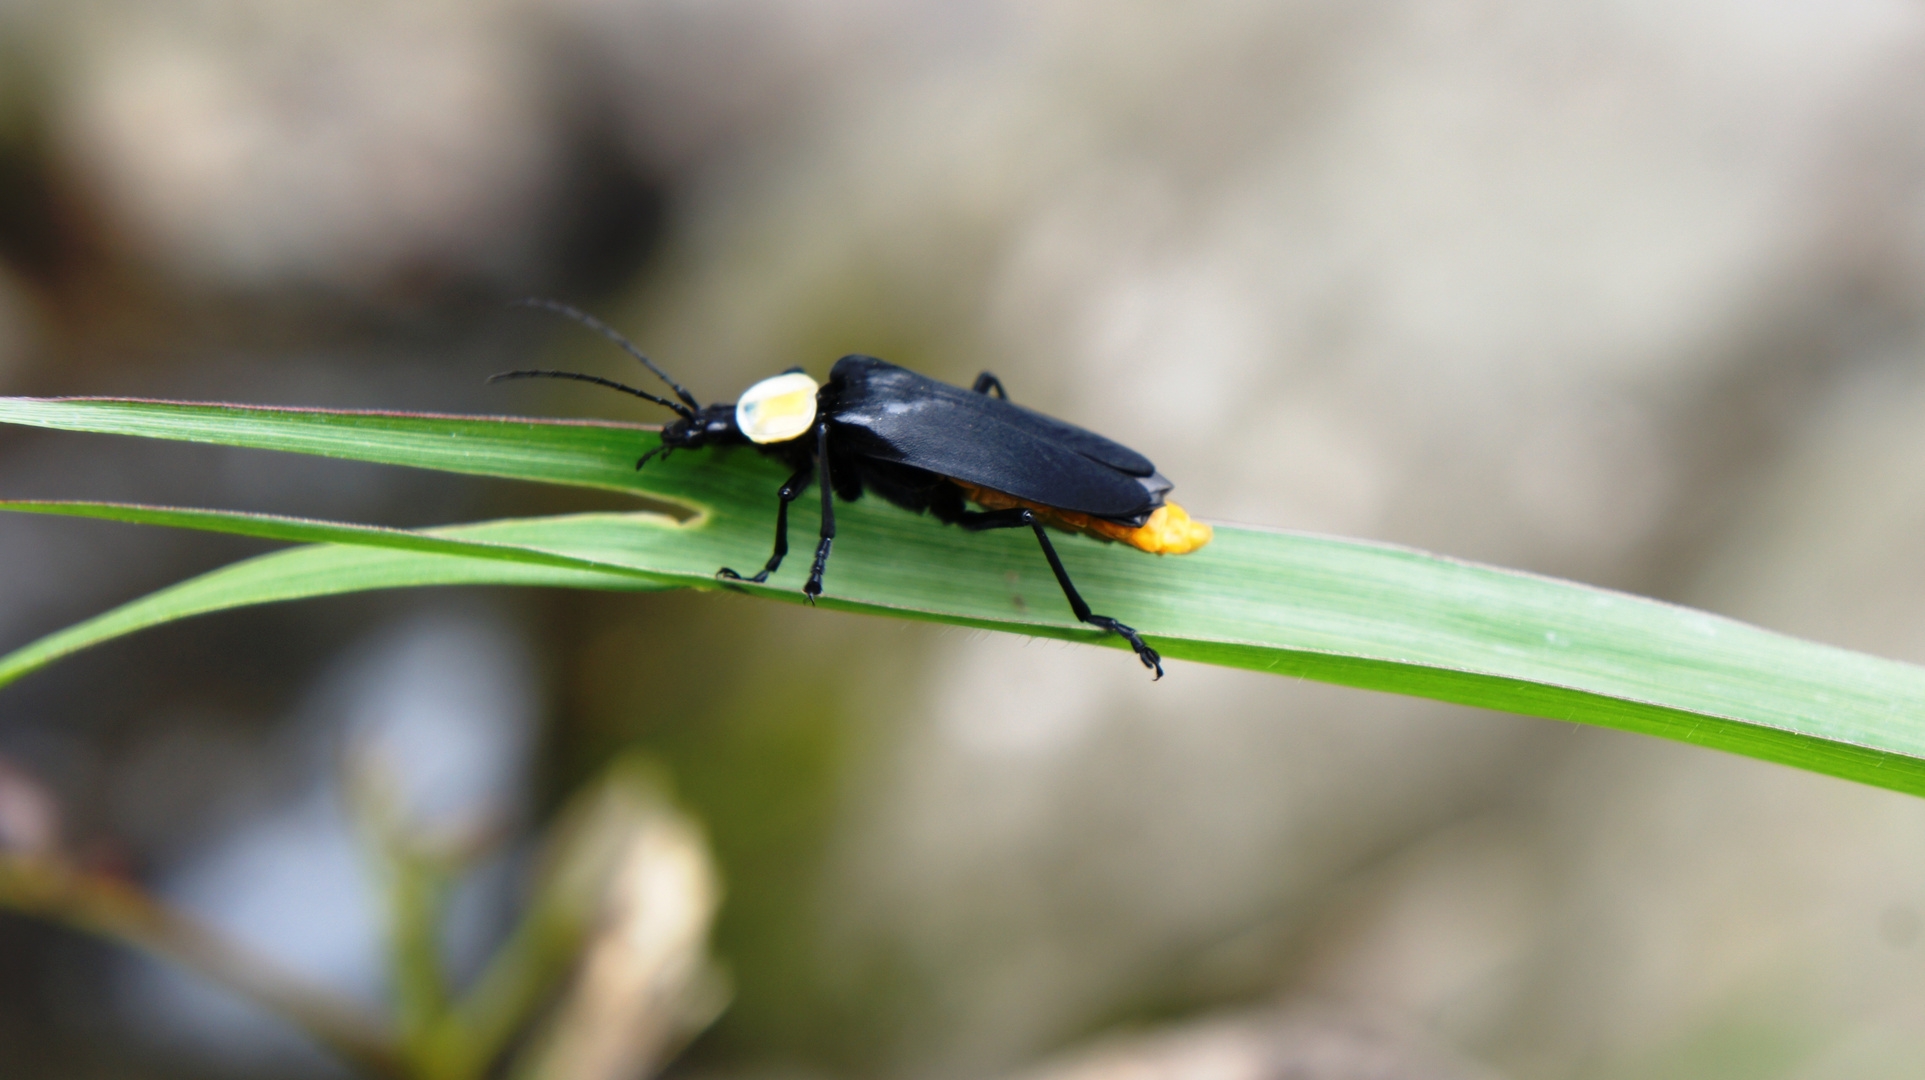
<box><xmin>803</xmin><ymin>423</ymin><xmax>837</xmax><ymax>605</ymax></box>
<box><xmin>956</xmin><ymin>507</ymin><xmax>1163</xmax><ymax>679</ymax></box>
<box><xmin>718</xmin><ymin>464</ymin><xmax>813</xmax><ymax>584</ymax></box>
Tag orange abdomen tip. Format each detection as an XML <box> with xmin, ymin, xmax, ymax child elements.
<box><xmin>953</xmin><ymin>481</ymin><xmax>1213</xmax><ymax>555</ymax></box>
<box><xmin>1109</xmin><ymin>501</ymin><xmax>1213</xmax><ymax>555</ymax></box>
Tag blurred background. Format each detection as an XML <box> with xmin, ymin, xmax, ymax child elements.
<box><xmin>3</xmin><ymin>1</ymin><xmax>1925</xmax><ymax>1077</ymax></box>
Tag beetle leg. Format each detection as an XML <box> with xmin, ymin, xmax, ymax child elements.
<box><xmin>971</xmin><ymin>372</ymin><xmax>1008</xmax><ymax>399</ymax></box>
<box><xmin>717</xmin><ymin>464</ymin><xmax>814</xmax><ymax>584</ymax></box>
<box><xmin>956</xmin><ymin>507</ymin><xmax>1163</xmax><ymax>679</ymax></box>
<box><xmin>803</xmin><ymin>422</ymin><xmax>837</xmax><ymax>605</ymax></box>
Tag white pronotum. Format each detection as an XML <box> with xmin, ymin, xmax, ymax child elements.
<box><xmin>735</xmin><ymin>371</ymin><xmax>820</xmax><ymax>444</ymax></box>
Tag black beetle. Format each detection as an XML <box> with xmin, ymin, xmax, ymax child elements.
<box><xmin>494</xmin><ymin>302</ymin><xmax>1211</xmax><ymax>678</ymax></box>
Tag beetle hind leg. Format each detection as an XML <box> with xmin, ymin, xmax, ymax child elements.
<box><xmin>956</xmin><ymin>507</ymin><xmax>1163</xmax><ymax>679</ymax></box>
<box><xmin>717</xmin><ymin>464</ymin><xmax>813</xmax><ymax>584</ymax></box>
<box><xmin>971</xmin><ymin>372</ymin><xmax>1008</xmax><ymax>399</ymax></box>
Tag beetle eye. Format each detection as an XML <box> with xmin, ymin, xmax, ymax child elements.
<box><xmin>735</xmin><ymin>371</ymin><xmax>820</xmax><ymax>444</ymax></box>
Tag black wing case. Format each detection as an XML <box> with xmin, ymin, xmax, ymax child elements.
<box><xmin>826</xmin><ymin>356</ymin><xmax>1170</xmax><ymax>520</ymax></box>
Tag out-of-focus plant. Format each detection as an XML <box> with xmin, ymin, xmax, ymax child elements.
<box><xmin>1</xmin><ymin>396</ymin><xmax>1924</xmax><ymax>797</ymax></box>
<box><xmin>0</xmin><ymin>752</ymin><xmax>723</xmax><ymax>1080</ymax></box>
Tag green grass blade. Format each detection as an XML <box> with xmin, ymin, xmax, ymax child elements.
<box><xmin>0</xmin><ymin>514</ymin><xmax>668</xmax><ymax>688</ymax></box>
<box><xmin>4</xmin><ymin>396</ymin><xmax>1925</xmax><ymax>796</ymax></box>
<box><xmin>0</xmin><ymin>500</ymin><xmax>679</xmax><ymax>581</ymax></box>
<box><xmin>0</xmin><ymin>397</ymin><xmax>662</xmax><ymax>497</ymax></box>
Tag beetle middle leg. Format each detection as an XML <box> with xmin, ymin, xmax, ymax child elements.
<box><xmin>802</xmin><ymin>422</ymin><xmax>837</xmax><ymax>605</ymax></box>
<box><xmin>955</xmin><ymin>507</ymin><xmax>1163</xmax><ymax>679</ymax></box>
<box><xmin>717</xmin><ymin>463</ymin><xmax>814</xmax><ymax>584</ymax></box>
<box><xmin>971</xmin><ymin>373</ymin><xmax>1008</xmax><ymax>399</ymax></box>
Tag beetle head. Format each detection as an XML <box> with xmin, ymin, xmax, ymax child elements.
<box><xmin>658</xmin><ymin>403</ymin><xmax>745</xmax><ymax>452</ymax></box>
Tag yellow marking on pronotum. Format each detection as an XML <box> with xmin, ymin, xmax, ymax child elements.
<box><xmin>735</xmin><ymin>372</ymin><xmax>820</xmax><ymax>444</ymax></box>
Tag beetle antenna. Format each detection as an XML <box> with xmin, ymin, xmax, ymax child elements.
<box><xmin>487</xmin><ymin>369</ymin><xmax>696</xmax><ymax>419</ymax></box>
<box><xmin>513</xmin><ymin>298</ymin><xmax>702</xmax><ymax>411</ymax></box>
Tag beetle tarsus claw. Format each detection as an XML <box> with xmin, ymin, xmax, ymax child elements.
<box><xmin>1085</xmin><ymin>615</ymin><xmax>1162</xmax><ymax>679</ymax></box>
<box><xmin>802</xmin><ymin>536</ymin><xmax>833</xmax><ymax>605</ymax></box>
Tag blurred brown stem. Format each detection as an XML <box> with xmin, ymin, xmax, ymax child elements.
<box><xmin>0</xmin><ymin>853</ymin><xmax>406</xmax><ymax>1079</ymax></box>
